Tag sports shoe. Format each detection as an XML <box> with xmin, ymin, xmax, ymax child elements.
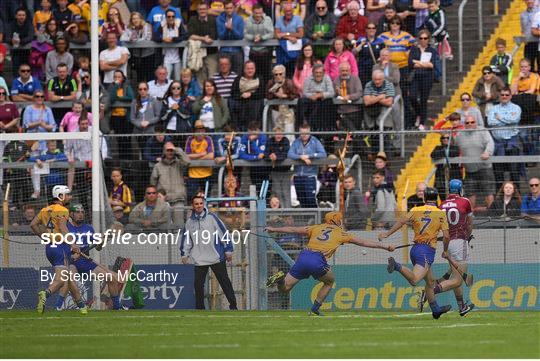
<box><xmin>417</xmin><ymin>290</ymin><xmax>427</xmax><ymax>312</ymax></box>
<box><xmin>387</xmin><ymin>257</ymin><xmax>397</xmax><ymax>273</ymax></box>
<box><xmin>309</xmin><ymin>310</ymin><xmax>324</xmax><ymax>316</ymax></box>
<box><xmin>37</xmin><ymin>290</ymin><xmax>47</xmax><ymax>314</ymax></box>
<box><xmin>79</xmin><ymin>306</ymin><xmax>89</xmax><ymax>315</ymax></box>
<box><xmin>459</xmin><ymin>302</ymin><xmax>475</xmax><ymax>317</ymax></box>
<box><xmin>266</xmin><ymin>270</ymin><xmax>285</xmax><ymax>287</ymax></box>
<box><xmin>432</xmin><ymin>304</ymin><xmax>452</xmax><ymax>319</ymax></box>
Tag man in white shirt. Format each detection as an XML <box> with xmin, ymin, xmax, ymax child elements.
<box><xmin>99</xmin><ymin>33</ymin><xmax>130</xmax><ymax>85</ymax></box>
<box><xmin>148</xmin><ymin>66</ymin><xmax>173</xmax><ymax>100</ymax></box>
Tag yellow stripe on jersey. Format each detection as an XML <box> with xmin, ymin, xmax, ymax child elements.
<box><xmin>37</xmin><ymin>203</ymin><xmax>69</xmax><ymax>235</ymax></box>
<box><xmin>406</xmin><ymin>204</ymin><xmax>448</xmax><ymax>248</ymax></box>
<box><xmin>306</xmin><ymin>224</ymin><xmax>355</xmax><ymax>258</ymax></box>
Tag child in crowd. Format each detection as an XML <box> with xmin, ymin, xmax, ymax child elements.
<box><xmin>489</xmin><ymin>38</ymin><xmax>513</xmax><ymax>85</ymax></box>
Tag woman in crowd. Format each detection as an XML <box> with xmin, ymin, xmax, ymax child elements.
<box><xmin>193</xmin><ymin>79</ymin><xmax>230</xmax><ymax>133</ymax></box>
<box><xmin>408</xmin><ymin>29</ymin><xmax>437</xmax><ymax>130</ymax></box>
<box><xmin>229</xmin><ymin>61</ymin><xmax>265</xmax><ymax>130</ymax></box>
<box><xmin>472</xmin><ymin>66</ymin><xmax>505</xmax><ymax>117</ymax></box>
<box><xmin>180</xmin><ymin>68</ymin><xmax>202</xmax><ymax>102</ymax></box>
<box><xmin>160</xmin><ymin>80</ymin><xmax>194</xmax><ymax>136</ymax></box>
<box><xmin>59</xmin><ymin>101</ymin><xmax>93</xmax><ymax>132</ymax></box>
<box><xmin>100</xmin><ymin>7</ymin><xmax>125</xmax><ymax>40</ymax></box>
<box><xmin>366</xmin><ymin>0</ymin><xmax>386</xmax><ymax>24</ymax></box>
<box><xmin>65</xmin><ymin>22</ymin><xmax>89</xmax><ymax>45</ymax></box>
<box><xmin>0</xmin><ymin>86</ymin><xmax>19</xmax><ymax>134</ymax></box>
<box><xmin>324</xmin><ymin>37</ymin><xmax>358</xmax><ymax>81</ymax></box>
<box><xmin>120</xmin><ymin>11</ymin><xmax>154</xmax><ymax>83</ymax></box>
<box><xmin>23</xmin><ymin>90</ymin><xmax>57</xmax><ymax>153</ymax></box>
<box><xmin>488</xmin><ymin>181</ymin><xmax>522</xmax><ymax>218</ymax></box>
<box><xmin>455</xmin><ymin>91</ymin><xmax>484</xmax><ymax>127</ymax></box>
<box><xmin>130</xmin><ymin>81</ymin><xmax>162</xmax><ymax>151</ymax></box>
<box><xmin>109</xmin><ymin>168</ymin><xmax>133</xmax><ymax>215</ymax></box>
<box><xmin>266</xmin><ymin>65</ymin><xmax>298</xmax><ymax>137</ymax></box>
<box><xmin>45</xmin><ymin>37</ymin><xmax>74</xmax><ymax>82</ymax></box>
<box><xmin>293</xmin><ymin>43</ymin><xmax>316</xmax><ymax>95</ymax></box>
<box><xmin>37</xmin><ymin>18</ymin><xmax>62</xmax><ymax>44</ymax></box>
<box><xmin>354</xmin><ymin>22</ymin><xmax>385</xmax><ymax>86</ymax></box>
<box><xmin>430</xmin><ymin>132</ymin><xmax>461</xmax><ymax>200</ymax></box>
<box><xmin>108</xmin><ymin>70</ymin><xmax>135</xmax><ymax>159</ymax></box>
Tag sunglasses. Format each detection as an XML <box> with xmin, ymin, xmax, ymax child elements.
<box><xmin>34</xmin><ymin>95</ymin><xmax>45</xmax><ymax>98</ymax></box>
<box><xmin>390</xmin><ymin>22</ymin><xmax>400</xmax><ymax>25</ymax></box>
<box><xmin>483</xmin><ymin>71</ymin><xmax>492</xmax><ymax>75</ymax></box>
<box><xmin>461</xmin><ymin>98</ymin><xmax>471</xmax><ymax>101</ymax></box>
<box><xmin>171</xmin><ymin>86</ymin><xmax>181</xmax><ymax>90</ymax></box>
<box><xmin>20</xmin><ymin>69</ymin><xmax>31</xmax><ymax>73</ymax></box>
<box><xmin>367</xmin><ymin>26</ymin><xmax>376</xmax><ymax>29</ymax></box>
<box><xmin>0</xmin><ymin>92</ymin><xmax>5</xmax><ymax>96</ymax></box>
<box><xmin>441</xmin><ymin>137</ymin><xmax>449</xmax><ymax>140</ymax></box>
<box><xmin>419</xmin><ymin>37</ymin><xmax>429</xmax><ymax>40</ymax></box>
<box><xmin>465</xmin><ymin>121</ymin><xmax>475</xmax><ymax>125</ymax></box>
<box><xmin>317</xmin><ymin>6</ymin><xmax>326</xmax><ymax>9</ymax></box>
<box><xmin>530</xmin><ymin>184</ymin><xmax>539</xmax><ymax>187</ymax></box>
<box><xmin>139</xmin><ymin>88</ymin><xmax>148</xmax><ymax>91</ymax></box>
<box><xmin>500</xmin><ymin>94</ymin><xmax>511</xmax><ymax>97</ymax></box>
<box><xmin>146</xmin><ymin>191</ymin><xmax>157</xmax><ymax>195</ymax></box>
<box><xmin>166</xmin><ymin>15</ymin><xmax>175</xmax><ymax>18</ymax></box>
<box><xmin>274</xmin><ymin>72</ymin><xmax>284</xmax><ymax>76</ymax></box>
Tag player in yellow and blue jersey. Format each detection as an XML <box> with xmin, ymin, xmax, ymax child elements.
<box><xmin>30</xmin><ymin>185</ymin><xmax>88</xmax><ymax>314</ymax></box>
<box><xmin>379</xmin><ymin>187</ymin><xmax>452</xmax><ymax>319</ymax></box>
<box><xmin>266</xmin><ymin>211</ymin><xmax>395</xmax><ymax>315</ymax></box>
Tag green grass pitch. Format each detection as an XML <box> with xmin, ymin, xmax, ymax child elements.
<box><xmin>1</xmin><ymin>310</ymin><xmax>539</xmax><ymax>358</ymax></box>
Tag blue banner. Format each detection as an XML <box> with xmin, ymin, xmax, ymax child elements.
<box><xmin>291</xmin><ymin>264</ymin><xmax>540</xmax><ymax>311</ymax></box>
<box><xmin>0</xmin><ymin>265</ymin><xmax>196</xmax><ymax>310</ymax></box>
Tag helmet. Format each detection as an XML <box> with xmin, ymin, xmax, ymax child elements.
<box><xmin>52</xmin><ymin>185</ymin><xmax>70</xmax><ymax>201</ymax></box>
<box><xmin>423</xmin><ymin>187</ymin><xmax>439</xmax><ymax>203</ymax></box>
<box><xmin>449</xmin><ymin>179</ymin><xmax>463</xmax><ymax>196</ymax></box>
<box><xmin>70</xmin><ymin>203</ymin><xmax>84</xmax><ymax>212</ymax></box>
<box><xmin>324</xmin><ymin>211</ymin><xmax>343</xmax><ymax>227</ymax></box>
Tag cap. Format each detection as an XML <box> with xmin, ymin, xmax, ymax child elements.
<box><xmin>194</xmin><ymin>120</ymin><xmax>205</xmax><ymax>129</ymax></box>
<box><xmin>482</xmin><ymin>66</ymin><xmax>493</xmax><ymax>74</ymax></box>
<box><xmin>112</xmin><ymin>206</ymin><xmax>124</xmax><ymax>212</ymax></box>
<box><xmin>376</xmin><ymin>151</ymin><xmax>387</xmax><ymax>161</ymax></box>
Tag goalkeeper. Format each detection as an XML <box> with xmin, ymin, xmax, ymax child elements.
<box><xmin>266</xmin><ymin>211</ymin><xmax>394</xmax><ymax>316</ymax></box>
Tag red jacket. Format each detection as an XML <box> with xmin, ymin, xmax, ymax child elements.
<box><xmin>336</xmin><ymin>14</ymin><xmax>368</xmax><ymax>39</ymax></box>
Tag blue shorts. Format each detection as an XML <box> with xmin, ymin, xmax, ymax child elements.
<box><xmin>45</xmin><ymin>243</ymin><xmax>72</xmax><ymax>267</ymax></box>
<box><xmin>289</xmin><ymin>249</ymin><xmax>330</xmax><ymax>280</ymax></box>
<box><xmin>410</xmin><ymin>243</ymin><xmax>436</xmax><ymax>268</ymax></box>
<box><xmin>73</xmin><ymin>257</ymin><xmax>97</xmax><ymax>274</ymax></box>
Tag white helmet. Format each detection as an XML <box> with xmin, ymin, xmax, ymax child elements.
<box><xmin>52</xmin><ymin>185</ymin><xmax>71</xmax><ymax>201</ymax></box>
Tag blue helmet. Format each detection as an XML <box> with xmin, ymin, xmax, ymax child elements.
<box><xmin>449</xmin><ymin>179</ymin><xmax>463</xmax><ymax>195</ymax></box>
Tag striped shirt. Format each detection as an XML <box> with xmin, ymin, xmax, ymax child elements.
<box><xmin>211</xmin><ymin>71</ymin><xmax>238</xmax><ymax>99</ymax></box>
<box><xmin>364</xmin><ymin>79</ymin><xmax>395</xmax><ymax>98</ymax></box>
<box><xmin>377</xmin><ymin>31</ymin><xmax>415</xmax><ymax>68</ymax></box>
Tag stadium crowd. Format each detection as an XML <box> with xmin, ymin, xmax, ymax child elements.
<box><xmin>0</xmin><ymin>0</ymin><xmax>539</xmax><ymax>229</ymax></box>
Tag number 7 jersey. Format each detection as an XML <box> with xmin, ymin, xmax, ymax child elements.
<box><xmin>406</xmin><ymin>204</ymin><xmax>449</xmax><ymax>248</ymax></box>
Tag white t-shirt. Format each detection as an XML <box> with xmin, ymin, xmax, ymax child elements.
<box><xmin>166</xmin><ymin>96</ymin><xmax>179</xmax><ymax>131</ymax></box>
<box><xmin>199</xmin><ymin>101</ymin><xmax>215</xmax><ymax>129</ymax></box>
<box><xmin>148</xmin><ymin>79</ymin><xmax>172</xmax><ymax>100</ymax></box>
<box><xmin>99</xmin><ymin>46</ymin><xmax>130</xmax><ymax>84</ymax></box>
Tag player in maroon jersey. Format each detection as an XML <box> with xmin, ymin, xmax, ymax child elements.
<box><xmin>419</xmin><ymin>179</ymin><xmax>475</xmax><ymax>316</ymax></box>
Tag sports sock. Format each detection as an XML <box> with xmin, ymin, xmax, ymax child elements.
<box><xmin>55</xmin><ymin>295</ymin><xmax>65</xmax><ymax>309</ymax></box>
<box><xmin>429</xmin><ymin>301</ymin><xmax>440</xmax><ymax>313</ymax></box>
<box><xmin>45</xmin><ymin>289</ymin><xmax>52</xmax><ymax>298</ymax></box>
<box><xmin>76</xmin><ymin>300</ymin><xmax>85</xmax><ymax>309</ymax></box>
<box><xmin>433</xmin><ymin>284</ymin><xmax>443</xmax><ymax>294</ymax></box>
<box><xmin>456</xmin><ymin>295</ymin><xmax>465</xmax><ymax>309</ymax></box>
<box><xmin>311</xmin><ymin>300</ymin><xmax>322</xmax><ymax>314</ymax></box>
<box><xmin>394</xmin><ymin>261</ymin><xmax>402</xmax><ymax>272</ymax></box>
<box><xmin>442</xmin><ymin>272</ymin><xmax>451</xmax><ymax>280</ymax></box>
<box><xmin>111</xmin><ymin>296</ymin><xmax>121</xmax><ymax>310</ymax></box>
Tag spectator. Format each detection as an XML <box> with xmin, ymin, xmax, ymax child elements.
<box><xmin>45</xmin><ymin>38</ymin><xmax>74</xmax><ymax>83</ymax></box>
<box><xmin>334</xmin><ymin>0</ymin><xmax>366</xmax><ymax>17</ymax></box>
<box><xmin>193</xmin><ymin>79</ymin><xmax>231</xmax><ymax>132</ymax></box>
<box><xmin>100</xmin><ymin>7</ymin><xmax>125</xmax><ymax>40</ymax></box>
<box><xmin>305</xmin><ymin>0</ymin><xmax>337</xmax><ymax>60</ymax></box>
<box><xmin>67</xmin><ymin>0</ymin><xmax>91</xmax><ymax>36</ymax></box>
<box><xmin>53</xmin><ymin>0</ymin><xmax>74</xmax><ymax>31</ymax></box>
<box><xmin>488</xmin><ymin>181</ymin><xmax>521</xmax><ymax>218</ymax></box>
<box><xmin>287</xmin><ymin>123</ymin><xmax>327</xmax><ymax>208</ymax></box>
<box><xmin>324</xmin><ymin>37</ymin><xmax>359</xmax><ymax>81</ymax></box>
<box><xmin>297</xmin><ymin>63</ymin><xmax>335</xmax><ymax>131</ymax></box>
<box><xmin>150</xmin><ymin>141</ymin><xmax>190</xmax><ymax>225</ymax></box>
<box><xmin>112</xmin><ymin>205</ymin><xmax>129</xmax><ymax>225</ymax></box>
<box><xmin>509</xmin><ymin>58</ymin><xmax>539</xmax><ymax>127</ymax></box>
<box><xmin>64</xmin><ymin>22</ymin><xmax>89</xmax><ymax>45</ymax></box>
<box><xmin>275</xmin><ymin>0</ymin><xmax>307</xmax><ymax>20</ymax></box>
<box><xmin>334</xmin><ymin>61</ymin><xmax>363</xmax><ymax>131</ymax></box>
<box><xmin>244</xmin><ymin>4</ymin><xmax>274</xmax><ymax>86</ymax></box>
<box><xmin>362</xmin><ymin>69</ymin><xmax>395</xmax><ymax>132</ymax></box>
<box><xmin>424</xmin><ymin>0</ymin><xmax>449</xmax><ymax>59</ymax></box>
<box><xmin>372</xmin><ymin>48</ymin><xmax>401</xmax><ymax>94</ymax></box>
<box><xmin>408</xmin><ymin>29</ymin><xmax>437</xmax><ymax>130</ymax></box>
<box><xmin>2</xmin><ymin>139</ymin><xmax>31</xmax><ymax>207</ymax></box>
<box><xmin>369</xmin><ymin>169</ymin><xmax>396</xmax><ymax>229</ymax></box>
<box><xmin>109</xmin><ymin>168</ymin><xmax>133</xmax><ymax>215</ymax></box>
<box><xmin>146</xmin><ymin>0</ymin><xmax>182</xmax><ymax>33</ymax></box>
<box><xmin>275</xmin><ymin>2</ymin><xmax>305</xmax><ymax>76</ymax></box>
<box><xmin>77</xmin><ymin>74</ymin><xmax>111</xmax><ymax>135</ymax></box>
<box><xmin>264</xmin><ymin>126</ymin><xmax>292</xmax><ymax>208</ymax></box>
<box><xmin>354</xmin><ymin>22</ymin><xmax>385</xmax><ymax>86</ymax></box>
<box><xmin>38</xmin><ymin>18</ymin><xmax>61</xmax><ymax>45</ymax></box>
<box><xmin>456</xmin><ymin>92</ymin><xmax>484</xmax><ymax>128</ymax></box>
<box><xmin>343</xmin><ymin>174</ymin><xmax>370</xmax><ymax>229</ymax></box>
<box><xmin>489</xmin><ymin>38</ymin><xmax>513</xmax><ymax>85</ymax></box>
<box><xmin>99</xmin><ymin>32</ymin><xmax>130</xmax><ymax>85</ymax></box>
<box><xmin>188</xmin><ymin>2</ymin><xmax>219</xmax><ymax>84</ymax></box>
<box><xmin>364</xmin><ymin>151</ymin><xmax>395</xmax><ymax>203</ymax></box>
<box><xmin>521</xmin><ymin>177</ymin><xmax>540</xmax><ymax>224</ymax></box>
<box><xmin>239</xmin><ymin>120</ymin><xmax>269</xmax><ymax>191</ymax></box>
<box><xmin>366</xmin><ymin>0</ymin><xmax>386</xmax><ymax>24</ymax></box>
<box><xmin>234</xmin><ymin>0</ymin><xmax>258</xmax><ymax>18</ymax></box>
<box><xmin>454</xmin><ymin>115</ymin><xmax>495</xmax><ymax>210</ymax></box>
<box><xmin>215</xmin><ymin>124</ymin><xmax>241</xmax><ymax>162</ymax></box>
<box><xmin>293</xmin><ymin>43</ymin><xmax>317</xmax><ymax>95</ymax></box>
<box><xmin>0</xmin><ymin>87</ymin><xmax>19</xmax><ymax>134</ymax></box>
<box><xmin>522</xmin><ymin>0</ymin><xmax>539</xmax><ymax>72</ymax></box>
<box><xmin>129</xmin><ymin>184</ymin><xmax>171</xmax><ymax>229</ymax></box>
<box><xmin>185</xmin><ymin>120</ymin><xmax>215</xmax><ymax>200</ymax></box>
<box><xmin>181</xmin><ymin>195</ymin><xmax>238</xmax><ymax>310</ymax></box>
<box><xmin>229</xmin><ymin>61</ymin><xmax>264</xmax><ymax>130</ymax></box>
<box><xmin>121</xmin><ymin>12</ymin><xmax>154</xmax><ymax>84</ymax></box>
<box><xmin>12</xmin><ymin>204</ymin><xmax>37</xmax><ymax>226</ymax></box>
<box><xmin>11</xmin><ymin>64</ymin><xmax>43</xmax><ymax>102</ymax></box>
<box><xmin>33</xmin><ymin>0</ymin><xmax>53</xmax><ymax>33</ymax></box>
<box><xmin>47</xmin><ymin>62</ymin><xmax>78</xmax><ymax>125</ymax></box>
<box><xmin>413</xmin><ymin>0</ymin><xmax>428</xmax><ymax>35</ymax></box>
<box><xmin>6</xmin><ymin>8</ymin><xmax>34</xmax><ymax>78</ymax></box>
<box><xmin>430</xmin><ymin>133</ymin><xmax>461</xmax><ymax>200</ymax></box>
<box><xmin>154</xmin><ymin>9</ymin><xmax>188</xmax><ymax>81</ymax></box>
<box><xmin>0</xmin><ymin>40</ymin><xmax>5</xmax><ymax>74</ymax></box>
<box><xmin>395</xmin><ymin>0</ymin><xmax>416</xmax><ymax>35</ymax></box>
<box><xmin>28</xmin><ymin>140</ymin><xmax>68</xmax><ymax>199</ymax></box>
<box><xmin>216</xmin><ymin>0</ymin><xmax>245</xmax><ymax>76</ymax></box>
<box><xmin>472</xmin><ymin>65</ymin><xmax>505</xmax><ymax>117</ymax></box>
<box><xmin>317</xmin><ymin>155</ymin><xmax>338</xmax><ymax>207</ymax></box>
<box><xmin>22</xmin><ymin>90</ymin><xmax>56</xmax><ymax>153</ymax></box>
<box><xmin>148</xmin><ymin>66</ymin><xmax>173</xmax><ymax>100</ymax></box>
<box><xmin>407</xmin><ymin>182</ymin><xmax>427</xmax><ymax>211</ymax></box>
<box><xmin>0</xmin><ymin>18</ymin><xmax>4</xmax><ymax>43</ymax></box>
<box><xmin>143</xmin><ymin>124</ymin><xmax>171</xmax><ymax>163</ymax></box>
<box><xmin>108</xmin><ymin>70</ymin><xmax>135</xmax><ymax>160</ymax></box>
<box><xmin>266</xmin><ymin>64</ymin><xmax>298</xmax><ymax>136</ymax></box>
<box><xmin>336</xmin><ymin>1</ymin><xmax>368</xmax><ymax>42</ymax></box>
<box><xmin>211</xmin><ymin>55</ymin><xmax>238</xmax><ymax>100</ymax></box>
<box><xmin>486</xmin><ymin>87</ymin><xmax>522</xmax><ymax>192</ymax></box>
<box><xmin>180</xmin><ymin>68</ymin><xmax>202</xmax><ymax>101</ymax></box>
<box><xmin>376</xmin><ymin>5</ymin><xmax>397</xmax><ymax>35</ymax></box>
<box><xmin>130</xmin><ymin>81</ymin><xmax>163</xmax><ymax>151</ymax></box>
<box><xmin>59</xmin><ymin>101</ymin><xmax>93</xmax><ymax>132</ymax></box>
<box><xmin>160</xmin><ymin>80</ymin><xmax>194</xmax><ymax>135</ymax></box>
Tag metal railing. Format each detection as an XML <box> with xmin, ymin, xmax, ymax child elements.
<box><xmin>458</xmin><ymin>0</ymin><xmax>485</xmax><ymax>72</ymax></box>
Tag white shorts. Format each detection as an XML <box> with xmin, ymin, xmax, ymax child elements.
<box><xmin>448</xmin><ymin>238</ymin><xmax>470</xmax><ymax>262</ymax></box>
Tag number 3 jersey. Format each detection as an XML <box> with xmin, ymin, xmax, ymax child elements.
<box><xmin>439</xmin><ymin>194</ymin><xmax>473</xmax><ymax>241</ymax></box>
<box><xmin>406</xmin><ymin>204</ymin><xmax>449</xmax><ymax>248</ymax></box>
<box><xmin>306</xmin><ymin>224</ymin><xmax>355</xmax><ymax>259</ymax></box>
